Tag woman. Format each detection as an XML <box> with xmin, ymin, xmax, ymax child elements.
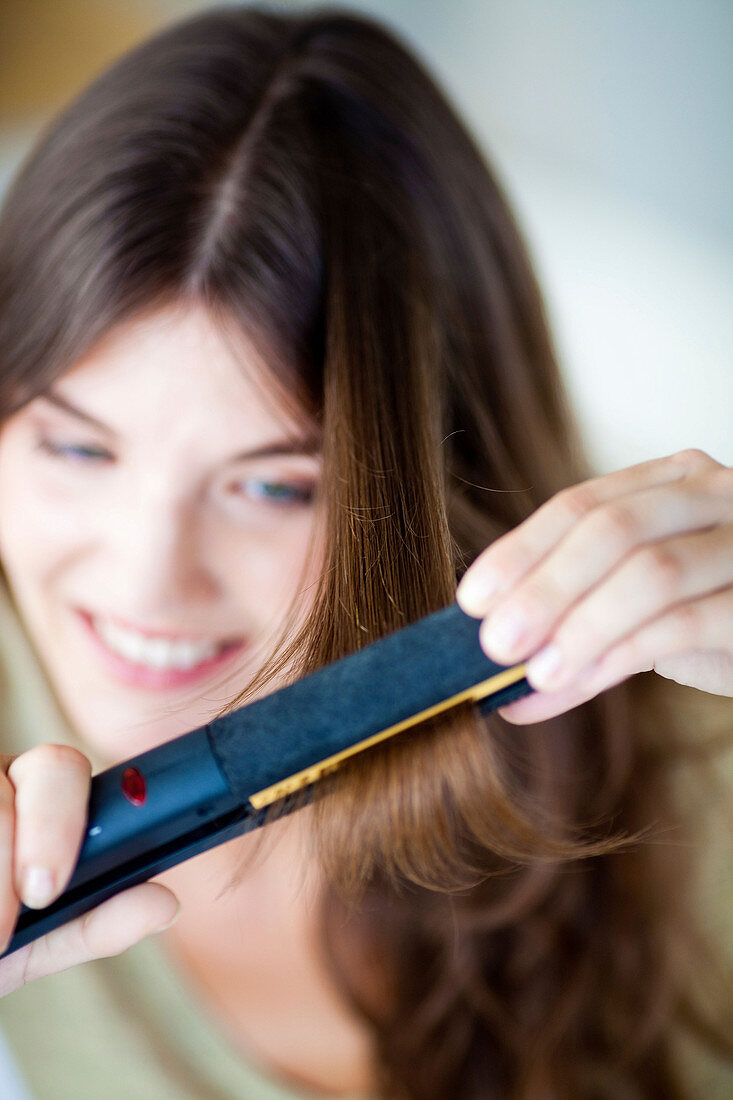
<box><xmin>0</xmin><ymin>5</ymin><xmax>731</xmax><ymax>1098</ymax></box>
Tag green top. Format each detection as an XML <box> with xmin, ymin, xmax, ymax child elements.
<box><xmin>2</xmin><ymin>934</ymin><xmax>350</xmax><ymax>1100</ymax></box>
<box><xmin>0</xmin><ymin>582</ymin><xmax>368</xmax><ymax>1100</ymax></box>
<box><xmin>0</xmin><ymin>580</ymin><xmax>731</xmax><ymax>1097</ymax></box>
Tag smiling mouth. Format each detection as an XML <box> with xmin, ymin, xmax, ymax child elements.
<box><xmin>79</xmin><ymin>610</ymin><xmax>244</xmax><ymax>673</ymax></box>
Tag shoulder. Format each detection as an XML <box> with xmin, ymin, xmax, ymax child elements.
<box><xmin>0</xmin><ymin>581</ymin><xmax>76</xmax><ymax>757</ymax></box>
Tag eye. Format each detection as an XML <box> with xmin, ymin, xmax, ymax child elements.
<box><xmin>235</xmin><ymin>478</ymin><xmax>316</xmax><ymax>507</ymax></box>
<box><xmin>36</xmin><ymin>438</ymin><xmax>113</xmax><ymax>464</ymax></box>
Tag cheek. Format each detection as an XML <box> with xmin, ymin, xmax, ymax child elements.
<box><xmin>225</xmin><ymin>515</ymin><xmax>325</xmax><ymax>621</ymax></box>
<box><xmin>0</xmin><ymin>464</ymin><xmax>89</xmax><ymax>584</ymax></box>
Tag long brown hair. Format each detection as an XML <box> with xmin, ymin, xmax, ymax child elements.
<box><xmin>0</xmin><ymin>6</ymin><xmax>730</xmax><ymax>1097</ymax></box>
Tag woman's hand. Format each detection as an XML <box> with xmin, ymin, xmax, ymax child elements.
<box><xmin>0</xmin><ymin>746</ymin><xmax>179</xmax><ymax>996</ymax></box>
<box><xmin>456</xmin><ymin>449</ymin><xmax>733</xmax><ymax>724</ymax></box>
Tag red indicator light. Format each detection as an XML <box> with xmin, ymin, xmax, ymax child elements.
<box><xmin>121</xmin><ymin>767</ymin><xmax>147</xmax><ymax>807</ymax></box>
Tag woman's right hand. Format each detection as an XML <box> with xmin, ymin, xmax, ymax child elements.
<box><xmin>0</xmin><ymin>746</ymin><xmax>179</xmax><ymax>996</ymax></box>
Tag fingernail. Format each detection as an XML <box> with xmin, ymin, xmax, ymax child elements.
<box><xmin>457</xmin><ymin>570</ymin><xmax>499</xmax><ymax>613</ymax></box>
<box><xmin>526</xmin><ymin>643</ymin><xmax>562</xmax><ymax>688</ymax></box>
<box><xmin>483</xmin><ymin>605</ymin><xmax>527</xmax><ymax>656</ymax></box>
<box><xmin>23</xmin><ymin>866</ymin><xmax>55</xmax><ymax>909</ymax></box>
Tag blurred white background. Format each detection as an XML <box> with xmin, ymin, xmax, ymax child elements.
<box><xmin>1</xmin><ymin>0</ymin><xmax>731</xmax><ymax>474</ymax></box>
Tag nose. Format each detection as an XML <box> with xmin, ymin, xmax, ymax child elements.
<box><xmin>108</xmin><ymin>484</ymin><xmax>217</xmax><ymax>614</ymax></box>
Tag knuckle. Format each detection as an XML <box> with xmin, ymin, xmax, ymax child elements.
<box><xmin>558</xmin><ymin>484</ymin><xmax>599</xmax><ymax>522</ymax></box>
<box><xmin>6</xmin><ymin>753</ymin><xmax>31</xmax><ymax>788</ymax></box>
<box><xmin>38</xmin><ymin>744</ymin><xmax>90</xmax><ymax>776</ymax></box>
<box><xmin>491</xmin><ymin>543</ymin><xmax>534</xmax><ymax>583</ymax></box>
<box><xmin>0</xmin><ymin>754</ymin><xmax>18</xmax><ymax>775</ymax></box>
<box><xmin>555</xmin><ymin>607</ymin><xmax>598</xmax><ymax>654</ymax></box>
<box><xmin>9</xmin><ymin>744</ymin><xmax>90</xmax><ymax>787</ymax></box>
<box><xmin>668</xmin><ymin>601</ymin><xmax>703</xmax><ymax>642</ymax></box>
<box><xmin>672</xmin><ymin>448</ymin><xmax>715</xmax><ymax>472</ymax></box>
<box><xmin>701</xmin><ymin>465</ymin><xmax>733</xmax><ymax>499</ymax></box>
<box><xmin>635</xmin><ymin>544</ymin><xmax>684</xmax><ymax>598</ymax></box>
<box><xmin>591</xmin><ymin>502</ymin><xmax>639</xmax><ymax>549</ymax></box>
<box><xmin>520</xmin><ymin>574</ymin><xmax>563</xmax><ymax>618</ymax></box>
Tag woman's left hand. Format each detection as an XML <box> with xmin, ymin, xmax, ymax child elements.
<box><xmin>455</xmin><ymin>449</ymin><xmax>733</xmax><ymax>724</ymax></box>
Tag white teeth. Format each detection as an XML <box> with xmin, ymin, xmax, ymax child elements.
<box><xmin>92</xmin><ymin>616</ymin><xmax>224</xmax><ymax>670</ymax></box>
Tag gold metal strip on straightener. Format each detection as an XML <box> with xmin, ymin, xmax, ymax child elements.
<box><xmin>249</xmin><ymin>663</ymin><xmax>528</xmax><ymax>809</ymax></box>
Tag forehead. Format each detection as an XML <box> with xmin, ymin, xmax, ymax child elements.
<box><xmin>52</xmin><ymin>302</ymin><xmax>308</xmax><ymax>443</ymax></box>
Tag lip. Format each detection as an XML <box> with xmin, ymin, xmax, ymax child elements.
<box><xmin>74</xmin><ymin>609</ymin><xmax>247</xmax><ymax>691</ymax></box>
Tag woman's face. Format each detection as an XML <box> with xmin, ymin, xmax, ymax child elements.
<box><xmin>0</xmin><ymin>302</ymin><xmax>325</xmax><ymax>763</ymax></box>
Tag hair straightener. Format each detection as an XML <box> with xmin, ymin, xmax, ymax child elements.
<box><xmin>3</xmin><ymin>601</ymin><xmax>533</xmax><ymax>959</ymax></box>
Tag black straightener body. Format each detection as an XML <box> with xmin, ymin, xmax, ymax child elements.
<box><xmin>4</xmin><ymin>602</ymin><xmax>533</xmax><ymax>958</ymax></box>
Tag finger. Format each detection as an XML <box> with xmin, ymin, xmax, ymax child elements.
<box><xmin>8</xmin><ymin>746</ymin><xmax>91</xmax><ymax>909</ymax></box>
<box><xmin>0</xmin><ymin>775</ymin><xmax>19</xmax><ymax>954</ymax></box>
<box><xmin>496</xmin><ymin>667</ymin><xmax>624</xmax><ymax>724</ymax></box>
<box><xmin>478</xmin><ymin>478</ymin><xmax>733</xmax><ymax>666</ymax></box>
<box><xmin>499</xmin><ymin>586</ymin><xmax>733</xmax><ymax>723</ymax></box>
<box><xmin>522</xmin><ymin>527</ymin><xmax>733</xmax><ymax>693</ymax></box>
<box><xmin>456</xmin><ymin>449</ymin><xmax>718</xmax><ymax>615</ymax></box>
<box><xmin>0</xmin><ymin>883</ymin><xmax>180</xmax><ymax>996</ymax></box>
<box><xmin>578</xmin><ymin>586</ymin><xmax>733</xmax><ymax>694</ymax></box>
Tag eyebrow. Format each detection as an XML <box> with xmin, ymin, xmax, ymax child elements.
<box><xmin>42</xmin><ymin>389</ymin><xmax>115</xmax><ymax>435</ymax></box>
<box><xmin>39</xmin><ymin>389</ymin><xmax>321</xmax><ymax>462</ymax></box>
